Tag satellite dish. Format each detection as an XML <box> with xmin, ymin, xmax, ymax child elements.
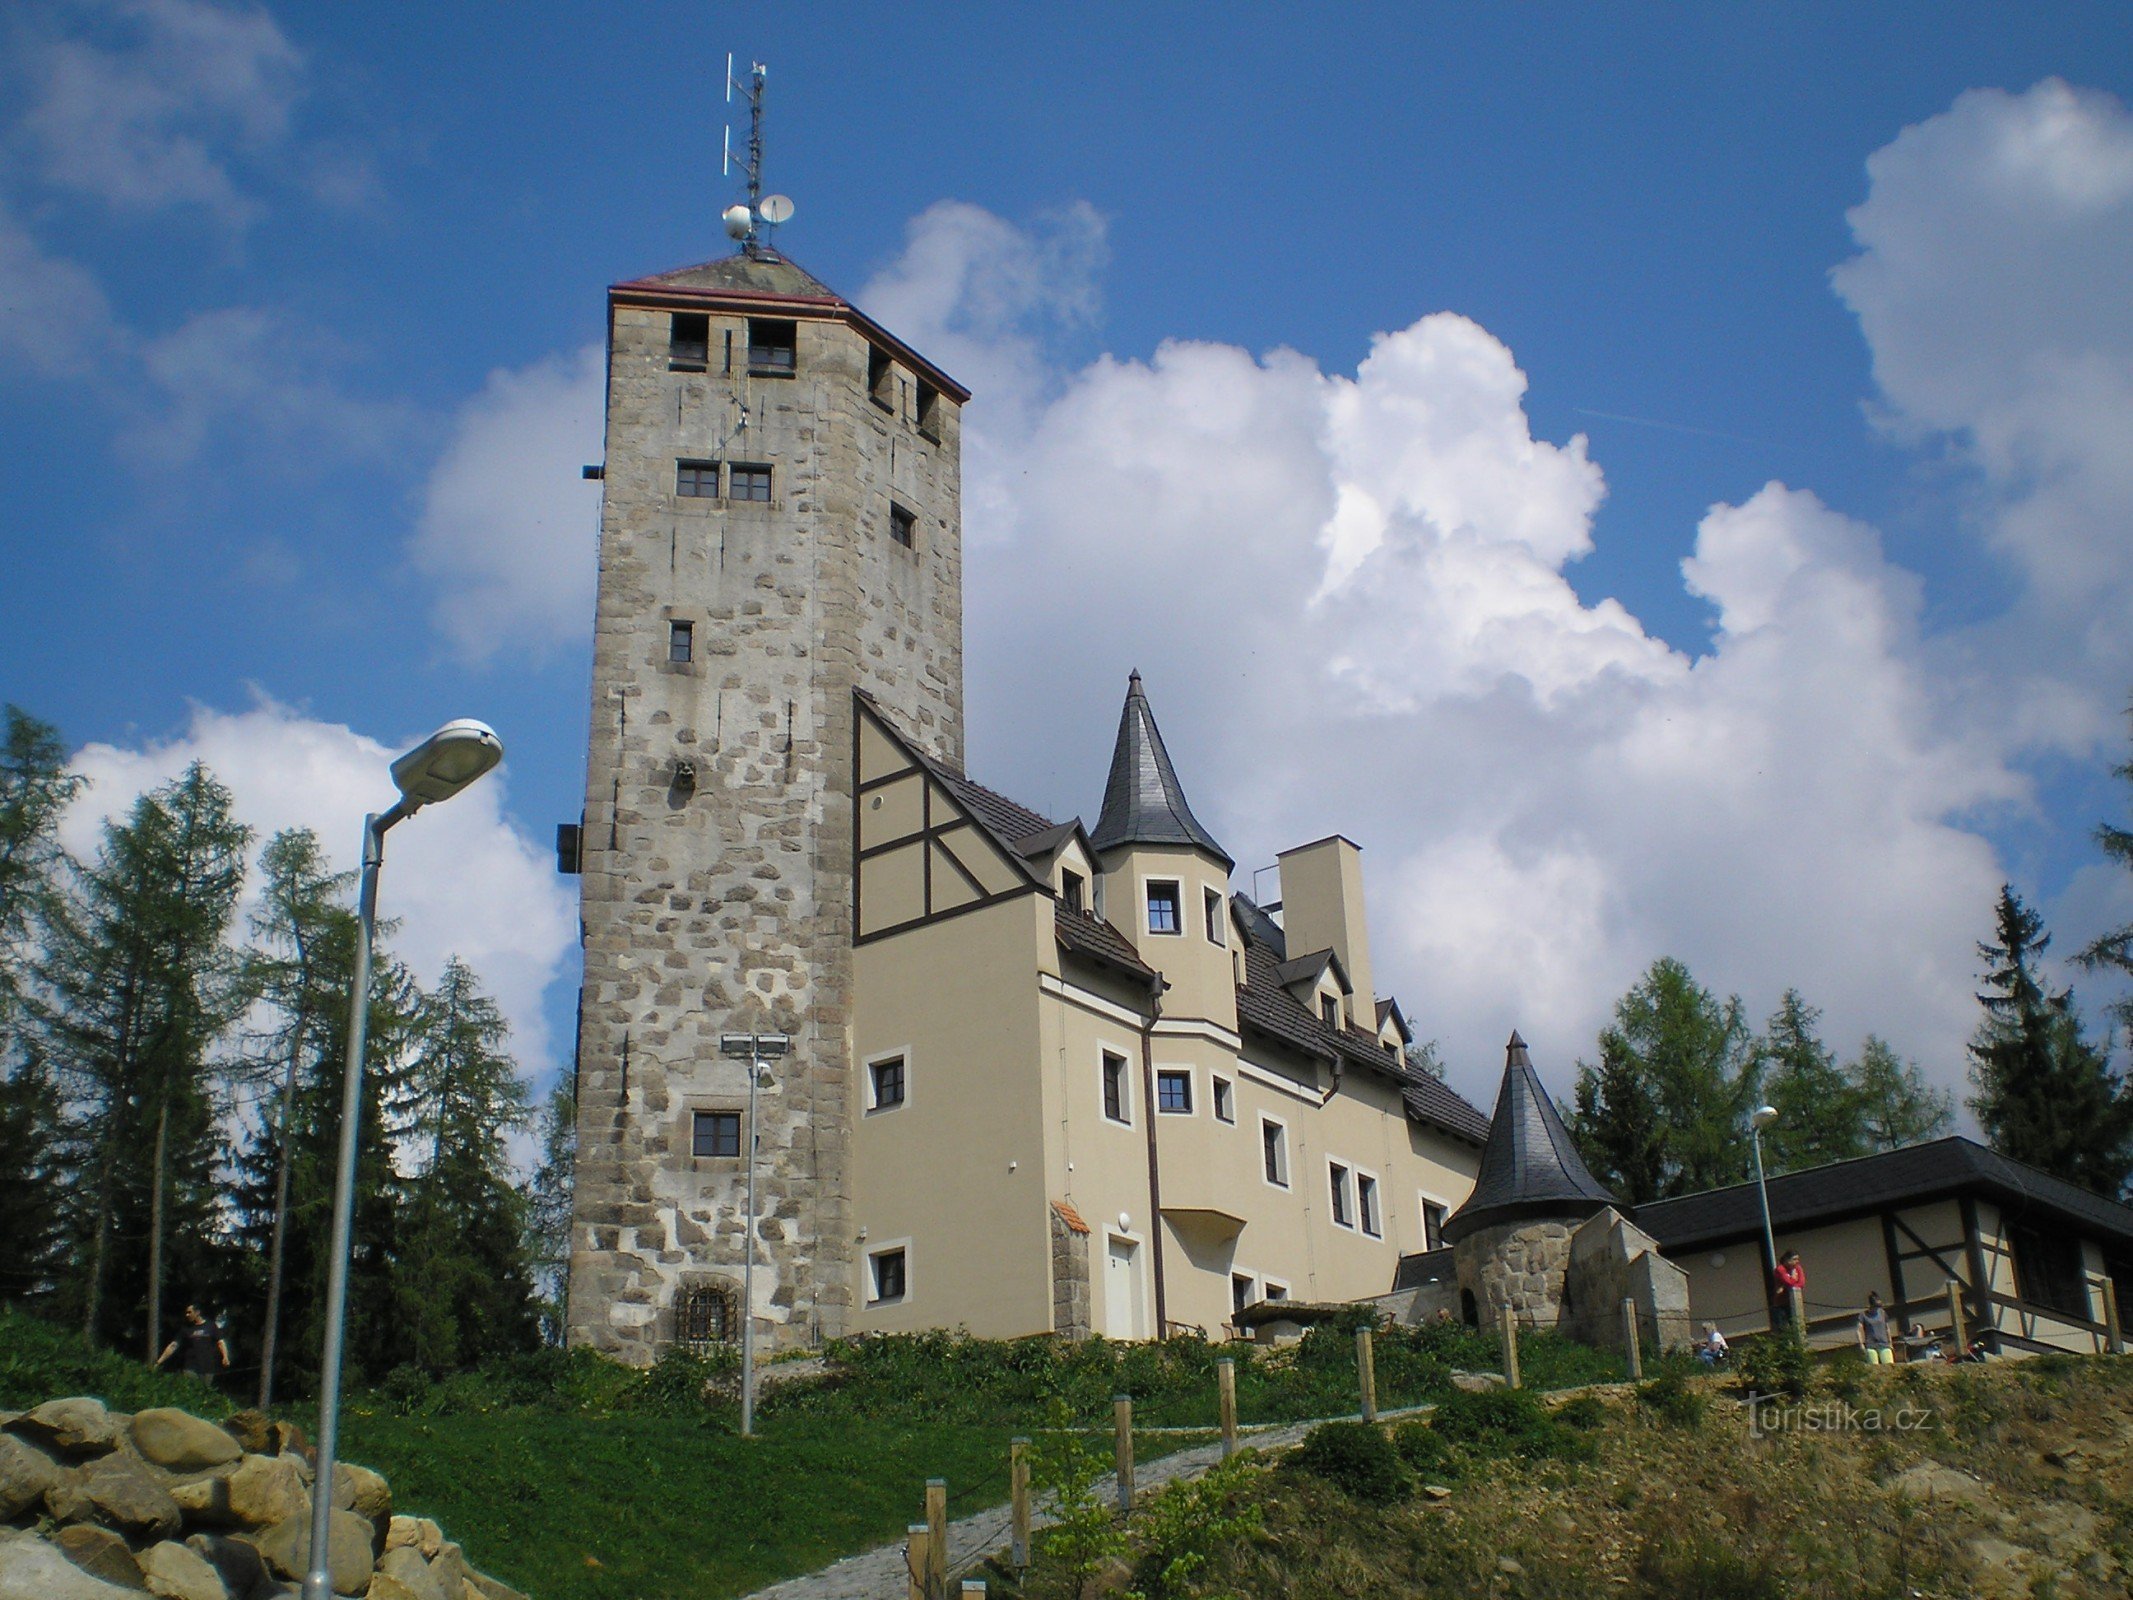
<box><xmin>722</xmin><ymin>204</ymin><xmax>753</xmax><ymax>240</ymax></box>
<box><xmin>759</xmin><ymin>194</ymin><xmax>795</xmax><ymax>225</ymax></box>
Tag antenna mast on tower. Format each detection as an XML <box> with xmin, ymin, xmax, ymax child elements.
<box><xmin>722</xmin><ymin>57</ymin><xmax>794</xmax><ymax>255</ymax></box>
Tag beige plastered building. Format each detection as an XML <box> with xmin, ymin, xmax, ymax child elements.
<box><xmin>563</xmin><ymin>239</ymin><xmax>1490</xmax><ymax>1359</ymax></box>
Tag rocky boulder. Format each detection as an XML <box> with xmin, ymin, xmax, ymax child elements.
<box><xmin>0</xmin><ymin>1531</ymin><xmax>145</xmax><ymax>1600</ymax></box>
<box><xmin>368</xmin><ymin>1546</ymin><xmax>446</xmax><ymax>1600</ymax></box>
<box><xmin>183</xmin><ymin>1534</ymin><xmax>268</xmax><ymax>1600</ymax></box>
<box><xmin>135</xmin><ymin>1540</ymin><xmax>229</xmax><ymax>1600</ymax></box>
<box><xmin>247</xmin><ymin>1508</ymin><xmax>374</xmax><ymax>1596</ymax></box>
<box><xmin>55</xmin><ymin>1524</ymin><xmax>144</xmax><ymax>1589</ymax></box>
<box><xmin>13</xmin><ymin>1398</ymin><xmax>122</xmax><ymax>1457</ymax></box>
<box><xmin>130</xmin><ymin>1412</ymin><xmax>241</xmax><ymax>1475</ymax></box>
<box><xmin>171</xmin><ymin>1454</ymin><xmax>307</xmax><ymax>1530</ymax></box>
<box><xmin>331</xmin><ymin>1462</ymin><xmax>391</xmax><ymax>1524</ymax></box>
<box><xmin>0</xmin><ymin>1435</ymin><xmax>62</xmax><ymax>1520</ymax></box>
<box><xmin>47</xmin><ymin>1456</ymin><xmax>184</xmax><ymax>1543</ymax></box>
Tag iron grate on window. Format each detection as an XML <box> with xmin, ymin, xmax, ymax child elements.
<box><xmin>676</xmin><ymin>1282</ymin><xmax>733</xmax><ymax>1349</ymax></box>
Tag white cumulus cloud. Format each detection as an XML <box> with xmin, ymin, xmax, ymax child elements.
<box><xmin>59</xmin><ymin>697</ymin><xmax>578</xmax><ymax>1082</ymax></box>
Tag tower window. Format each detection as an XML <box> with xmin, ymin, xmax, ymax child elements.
<box><xmin>916</xmin><ymin>379</ymin><xmax>941</xmax><ymax>439</ymax></box>
<box><xmin>1146</xmin><ymin>880</ymin><xmax>1181</xmax><ymax>935</ymax></box>
<box><xmin>670</xmin><ymin>312</ymin><xmax>710</xmax><ymax>369</ymax></box>
<box><xmin>677</xmin><ymin>459</ymin><xmax>719</xmax><ymax>498</ymax></box>
<box><xmin>1102</xmin><ymin>1051</ymin><xmax>1130</xmax><ymax>1124</ymax></box>
<box><xmin>869</xmin><ymin>1055</ymin><xmax>906</xmax><ymax>1111</ymax></box>
<box><xmin>747</xmin><ymin>318</ymin><xmax>797</xmax><ymax>376</ymax></box>
<box><xmin>692</xmin><ymin>1111</ymin><xmax>741</xmax><ymax>1158</ymax></box>
<box><xmin>668</xmin><ymin>621</ymin><xmax>694</xmax><ymax>663</ymax></box>
<box><xmin>1156</xmin><ymin>1069</ymin><xmax>1192</xmax><ymax>1114</ymax></box>
<box><xmin>675</xmin><ymin>1282</ymin><xmax>733</xmax><ymax>1348</ymax></box>
<box><xmin>889</xmin><ymin>503</ymin><xmax>916</xmax><ymax>549</ymax></box>
<box><xmin>1212</xmin><ymin>1076</ymin><xmax>1234</xmax><ymax>1123</ymax></box>
<box><xmin>1204</xmin><ymin>886</ymin><xmax>1224</xmax><ymax>945</ymax></box>
<box><xmin>868</xmin><ymin>345</ymin><xmax>894</xmax><ymax>411</ymax></box>
<box><xmin>730</xmin><ymin>463</ymin><xmax>773</xmax><ymax>502</ymax></box>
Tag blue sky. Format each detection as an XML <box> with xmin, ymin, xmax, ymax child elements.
<box><xmin>4</xmin><ymin>1</ymin><xmax>2131</xmax><ymax>1114</ymax></box>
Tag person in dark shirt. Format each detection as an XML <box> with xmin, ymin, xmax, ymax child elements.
<box><xmin>1857</xmin><ymin>1291</ymin><xmax>1893</xmax><ymax>1364</ymax></box>
<box><xmin>155</xmin><ymin>1303</ymin><xmax>229</xmax><ymax>1381</ymax></box>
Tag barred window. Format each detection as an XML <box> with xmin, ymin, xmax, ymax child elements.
<box><xmin>676</xmin><ymin>1282</ymin><xmax>733</xmax><ymax>1349</ymax></box>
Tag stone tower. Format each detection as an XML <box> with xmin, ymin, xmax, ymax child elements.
<box><xmin>566</xmin><ymin>243</ymin><xmax>968</xmax><ymax>1362</ymax></box>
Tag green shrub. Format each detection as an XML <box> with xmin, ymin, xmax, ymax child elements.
<box><xmin>1432</xmin><ymin>1386</ymin><xmax>1594</xmax><ymax>1465</ymax></box>
<box><xmin>1552</xmin><ymin>1393</ymin><xmax>1610</xmax><ymax>1431</ymax></box>
<box><xmin>1737</xmin><ymin>1333</ymin><xmax>1810</xmax><ymax>1400</ymax></box>
<box><xmin>1390</xmin><ymin>1419</ymin><xmax>1458</xmax><ymax>1480</ymax></box>
<box><xmin>1287</xmin><ymin>1420</ymin><xmax>1411</xmax><ymax>1505</ymax></box>
<box><xmin>0</xmin><ymin>1308</ymin><xmax>235</xmax><ymax>1417</ymax></box>
<box><xmin>1633</xmin><ymin>1370</ymin><xmax>1705</xmax><ymax>1428</ymax></box>
<box><xmin>1128</xmin><ymin>1456</ymin><xmax>1263</xmax><ymax>1600</ymax></box>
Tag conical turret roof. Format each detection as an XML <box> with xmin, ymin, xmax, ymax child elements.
<box><xmin>1442</xmin><ymin>1032</ymin><xmax>1618</xmax><ymax>1244</ymax></box>
<box><xmin>1088</xmin><ymin>671</ymin><xmax>1231</xmax><ymax>867</ymax></box>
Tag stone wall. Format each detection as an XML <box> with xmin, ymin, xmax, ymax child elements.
<box><xmin>567</xmin><ymin>295</ymin><xmax>965</xmax><ymax>1364</ymax></box>
<box><xmin>1050</xmin><ymin>1203</ymin><xmax>1091</xmax><ymax>1341</ymax></box>
<box><xmin>1552</xmin><ymin>1209</ymin><xmax>1695</xmax><ymax>1358</ymax></box>
<box><xmin>1454</xmin><ymin>1220</ymin><xmax>1575</xmax><ymax>1331</ymax></box>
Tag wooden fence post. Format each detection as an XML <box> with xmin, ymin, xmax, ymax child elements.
<box><xmin>1009</xmin><ymin>1438</ymin><xmax>1031</xmax><ymax>1569</ymax></box>
<box><xmin>1946</xmin><ymin>1280</ymin><xmax>1967</xmax><ymax>1356</ymax></box>
<box><xmin>2102</xmin><ymin>1276</ymin><xmax>2123</xmax><ymax>1356</ymax></box>
<box><xmin>1621</xmin><ymin>1298</ymin><xmax>1644</xmax><ymax>1381</ymax></box>
<box><xmin>1501</xmin><ymin>1314</ymin><xmax>1521</xmax><ymax>1390</ymax></box>
<box><xmin>924</xmin><ymin>1479</ymin><xmax>947</xmax><ymax>1600</ymax></box>
<box><xmin>1216</xmin><ymin>1358</ymin><xmax>1238</xmax><ymax>1459</ymax></box>
<box><xmin>1113</xmin><ymin>1395</ymin><xmax>1135</xmax><ymax>1514</ymax></box>
<box><xmin>1787</xmin><ymin>1285</ymin><xmax>1807</xmax><ymax>1347</ymax></box>
<box><xmin>1356</xmin><ymin>1326</ymin><xmax>1378</xmax><ymax>1422</ymax></box>
<box><xmin>905</xmin><ymin>1524</ymin><xmax>930</xmax><ymax>1600</ymax></box>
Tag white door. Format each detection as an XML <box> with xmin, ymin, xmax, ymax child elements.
<box><xmin>1105</xmin><ymin>1236</ymin><xmax>1143</xmax><ymax>1340</ymax></box>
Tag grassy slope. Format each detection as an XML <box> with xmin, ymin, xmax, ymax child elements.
<box><xmin>0</xmin><ymin>1310</ymin><xmax>1623</xmax><ymax>1600</ymax></box>
<box><xmin>1000</xmin><ymin>1354</ymin><xmax>2133</xmax><ymax>1600</ymax></box>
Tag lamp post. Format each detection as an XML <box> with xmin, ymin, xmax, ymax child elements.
<box><xmin>303</xmin><ymin>721</ymin><xmax>502</xmax><ymax>1600</ymax></box>
<box><xmin>1749</xmin><ymin>1103</ymin><xmax>1781</xmax><ymax>1334</ymax></box>
<box><xmin>720</xmin><ymin>1030</ymin><xmax>789</xmax><ymax>1438</ymax></box>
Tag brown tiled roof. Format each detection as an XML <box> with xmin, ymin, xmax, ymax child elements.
<box><xmin>1055</xmin><ymin>905</ymin><xmax>1157</xmax><ymax>984</ymax></box>
<box><xmin>1051</xmin><ymin>1199</ymin><xmax>1091</xmax><ymax>1236</ymax></box>
<box><xmin>941</xmin><ymin>771</ymin><xmax>1055</xmax><ymax>851</ymax></box>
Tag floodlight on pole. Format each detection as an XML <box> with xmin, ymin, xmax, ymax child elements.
<box><xmin>720</xmin><ymin>1031</ymin><xmax>788</xmax><ymax>1439</ymax></box>
<box><xmin>301</xmin><ymin>721</ymin><xmax>502</xmax><ymax>1600</ymax></box>
<box><xmin>1748</xmin><ymin>1104</ymin><xmax>1781</xmax><ymax>1334</ymax></box>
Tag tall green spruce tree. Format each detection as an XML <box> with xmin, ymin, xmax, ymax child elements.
<box><xmin>1568</xmin><ymin>957</ymin><xmax>1759</xmax><ymax>1202</ymax></box>
<box><xmin>1969</xmin><ymin>885</ymin><xmax>2133</xmax><ymax>1198</ymax></box>
<box><xmin>36</xmin><ymin>764</ymin><xmax>250</xmax><ymax>1356</ymax></box>
<box><xmin>394</xmin><ymin>957</ymin><xmax>536</xmax><ymax>1372</ymax></box>
<box><xmin>0</xmin><ymin>707</ymin><xmax>84</xmax><ymax>1308</ymax></box>
<box><xmin>2078</xmin><ymin>705</ymin><xmax>2133</xmax><ymax>1056</ymax></box>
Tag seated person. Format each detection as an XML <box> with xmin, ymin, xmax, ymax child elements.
<box><xmin>1697</xmin><ymin>1323</ymin><xmax>1730</xmax><ymax>1365</ymax></box>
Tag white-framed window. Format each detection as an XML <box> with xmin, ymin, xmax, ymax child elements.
<box><xmin>1146</xmin><ymin>879</ymin><xmax>1182</xmax><ymax>936</ymax></box>
<box><xmin>1211</xmin><ymin>1075</ymin><xmax>1235</xmax><ymax>1124</ymax></box>
<box><xmin>1156</xmin><ymin>1068</ymin><xmax>1193</xmax><ymax>1115</ymax></box>
<box><xmin>1421</xmin><ymin>1197</ymin><xmax>1449</xmax><ymax>1252</ymax></box>
<box><xmin>1203</xmin><ymin>885</ymin><xmax>1224</xmax><ymax>945</ymax></box>
<box><xmin>1061</xmin><ymin>868</ymin><xmax>1086</xmax><ymax>914</ymax></box>
<box><xmin>1329</xmin><ymin>1160</ymin><xmax>1355</xmax><ymax>1229</ymax></box>
<box><xmin>1357</xmin><ymin>1171</ymin><xmax>1382</xmax><ymax>1238</ymax></box>
<box><xmin>867</xmin><ymin>1241</ymin><xmax>910</xmax><ymax>1306</ymax></box>
<box><xmin>1260</xmin><ymin>1115</ymin><xmax>1289</xmax><ymax>1189</ymax></box>
<box><xmin>1263</xmin><ymin>1279</ymin><xmax>1290</xmax><ymax>1302</ymax></box>
<box><xmin>1102</xmin><ymin>1050</ymin><xmax>1132</xmax><ymax>1125</ymax></box>
<box><xmin>1230</xmin><ymin>1271</ymin><xmax>1257</xmax><ymax>1315</ymax></box>
<box><xmin>865</xmin><ymin>1049</ymin><xmax>908</xmax><ymax>1113</ymax></box>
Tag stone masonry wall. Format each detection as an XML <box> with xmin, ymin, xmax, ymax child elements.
<box><xmin>567</xmin><ymin>292</ymin><xmax>964</xmax><ymax>1363</ymax></box>
<box><xmin>1050</xmin><ymin>1205</ymin><xmax>1091</xmax><ymax>1341</ymax></box>
<box><xmin>1454</xmin><ymin>1220</ymin><xmax>1575</xmax><ymax>1331</ymax></box>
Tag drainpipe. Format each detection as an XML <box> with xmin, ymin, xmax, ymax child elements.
<box><xmin>1138</xmin><ymin>974</ymin><xmax>1170</xmax><ymax>1337</ymax></box>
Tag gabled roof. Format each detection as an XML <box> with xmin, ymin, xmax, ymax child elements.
<box><xmin>1636</xmin><ymin>1136</ymin><xmax>2133</xmax><ymax>1255</ymax></box>
<box><xmin>610</xmin><ymin>248</ymin><xmax>970</xmax><ymax>402</ymax></box>
<box><xmin>1377</xmin><ymin>997</ymin><xmax>1412</xmax><ymax>1044</ymax></box>
<box><xmin>1230</xmin><ymin>892</ymin><xmax>1286</xmax><ymax>959</ymax></box>
<box><xmin>1276</xmin><ymin>949</ymin><xmax>1350</xmax><ymax>996</ymax></box>
<box><xmin>1055</xmin><ymin>904</ymin><xmax>1158</xmax><ymax>986</ymax></box>
<box><xmin>1012</xmin><ymin>819</ymin><xmax>1085</xmax><ymax>862</ymax></box>
<box><xmin>1088</xmin><ymin>672</ymin><xmax>1232</xmax><ymax>867</ymax></box>
<box><xmin>1442</xmin><ymin>1033</ymin><xmax>1618</xmax><ymax>1244</ymax></box>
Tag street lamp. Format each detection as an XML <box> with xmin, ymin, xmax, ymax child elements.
<box><xmin>1749</xmin><ymin>1104</ymin><xmax>1781</xmax><ymax>1334</ymax></box>
<box><xmin>721</xmin><ymin>1030</ymin><xmax>789</xmax><ymax>1438</ymax></box>
<box><xmin>303</xmin><ymin>720</ymin><xmax>502</xmax><ymax>1600</ymax></box>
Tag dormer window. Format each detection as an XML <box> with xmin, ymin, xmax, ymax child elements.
<box><xmin>1321</xmin><ymin>995</ymin><xmax>1341</xmax><ymax>1030</ymax></box>
<box><xmin>1061</xmin><ymin>868</ymin><xmax>1086</xmax><ymax>914</ymax></box>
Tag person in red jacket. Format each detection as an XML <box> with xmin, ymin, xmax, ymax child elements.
<box><xmin>1771</xmin><ymin>1250</ymin><xmax>1806</xmax><ymax>1326</ymax></box>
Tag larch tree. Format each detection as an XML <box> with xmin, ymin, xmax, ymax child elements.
<box><xmin>36</xmin><ymin>764</ymin><xmax>250</xmax><ymax>1355</ymax></box>
<box><xmin>2078</xmin><ymin>704</ymin><xmax>2133</xmax><ymax>1050</ymax></box>
<box><xmin>525</xmin><ymin>1078</ymin><xmax>576</xmax><ymax>1346</ymax></box>
<box><xmin>0</xmin><ymin>706</ymin><xmax>84</xmax><ymax>1033</ymax></box>
<box><xmin>1847</xmin><ymin>1036</ymin><xmax>1953</xmax><ymax>1152</ymax></box>
<box><xmin>1758</xmin><ymin>990</ymin><xmax>1867</xmax><ymax>1173</ymax></box>
<box><xmin>1969</xmin><ymin>885</ymin><xmax>2133</xmax><ymax>1199</ymax></box>
<box><xmin>1568</xmin><ymin>957</ymin><xmax>1760</xmax><ymax>1202</ymax></box>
